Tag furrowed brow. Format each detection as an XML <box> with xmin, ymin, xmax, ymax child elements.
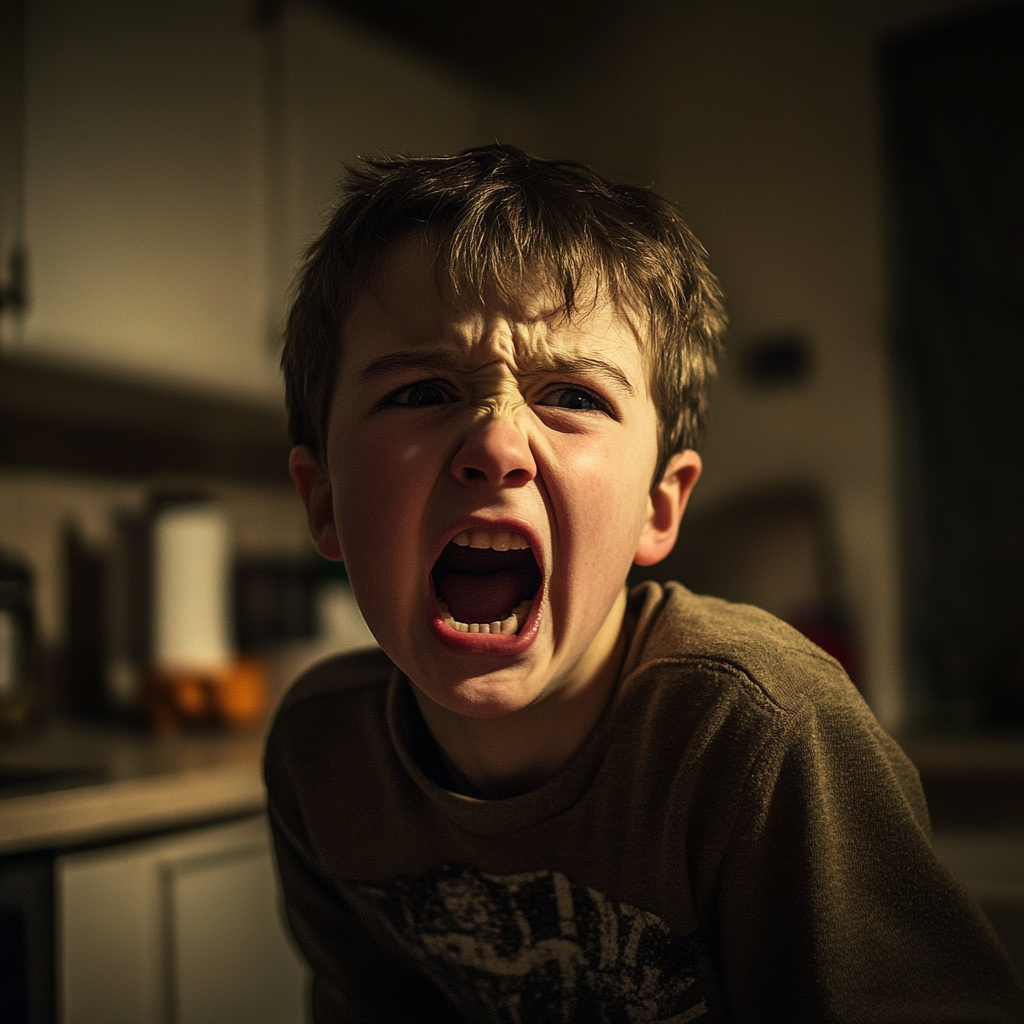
<box><xmin>357</xmin><ymin>350</ymin><xmax>637</xmax><ymax>396</ymax></box>
<box><xmin>523</xmin><ymin>355</ymin><xmax>636</xmax><ymax>396</ymax></box>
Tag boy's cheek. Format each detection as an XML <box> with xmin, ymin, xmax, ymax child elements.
<box><xmin>330</xmin><ymin>457</ymin><xmax>430</xmax><ymax>578</ymax></box>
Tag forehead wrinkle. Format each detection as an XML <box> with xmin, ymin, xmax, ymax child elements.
<box><xmin>507</xmin><ymin>314</ymin><xmax>642</xmax><ymax>398</ymax></box>
<box><xmin>353</xmin><ymin>302</ymin><xmax>642</xmax><ymax>399</ymax></box>
<box><xmin>355</xmin><ymin>343</ymin><xmax>520</xmax><ymax>387</ymax></box>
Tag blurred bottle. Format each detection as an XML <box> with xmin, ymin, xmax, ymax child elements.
<box><xmin>145</xmin><ymin>497</ymin><xmax>266</xmax><ymax>731</ymax></box>
<box><xmin>0</xmin><ymin>550</ymin><xmax>37</xmax><ymax>732</ymax></box>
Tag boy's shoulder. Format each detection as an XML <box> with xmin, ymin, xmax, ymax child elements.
<box><xmin>625</xmin><ymin>580</ymin><xmax>860</xmax><ymax>721</ymax></box>
<box><xmin>620</xmin><ymin>582</ymin><xmax>911</xmax><ymax>816</ymax></box>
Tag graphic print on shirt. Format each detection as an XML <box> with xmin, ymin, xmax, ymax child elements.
<box><xmin>348</xmin><ymin>863</ymin><xmax>709</xmax><ymax>1024</ymax></box>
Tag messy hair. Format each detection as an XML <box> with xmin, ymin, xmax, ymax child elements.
<box><xmin>281</xmin><ymin>144</ymin><xmax>726</xmax><ymax>485</ymax></box>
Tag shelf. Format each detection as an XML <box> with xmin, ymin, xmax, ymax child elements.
<box><xmin>0</xmin><ymin>353</ymin><xmax>292</xmax><ymax>486</ymax></box>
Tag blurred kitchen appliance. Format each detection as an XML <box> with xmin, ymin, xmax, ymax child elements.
<box><xmin>64</xmin><ymin>495</ymin><xmax>267</xmax><ymax>729</ymax></box>
<box><xmin>151</xmin><ymin>501</ymin><xmax>232</xmax><ymax>671</ymax></box>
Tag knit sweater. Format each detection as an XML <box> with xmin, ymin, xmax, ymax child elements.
<box><xmin>264</xmin><ymin>581</ymin><xmax>1024</xmax><ymax>1022</ymax></box>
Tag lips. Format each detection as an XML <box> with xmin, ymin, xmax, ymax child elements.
<box><xmin>431</xmin><ymin>528</ymin><xmax>542</xmax><ymax>636</ymax></box>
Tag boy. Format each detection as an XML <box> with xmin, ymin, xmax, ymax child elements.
<box><xmin>266</xmin><ymin>145</ymin><xmax>1023</xmax><ymax>1022</ymax></box>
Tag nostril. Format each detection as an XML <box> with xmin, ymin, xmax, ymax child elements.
<box><xmin>456</xmin><ymin>464</ymin><xmax>532</xmax><ymax>487</ymax></box>
<box><xmin>451</xmin><ymin>420</ymin><xmax>537</xmax><ymax>487</ymax></box>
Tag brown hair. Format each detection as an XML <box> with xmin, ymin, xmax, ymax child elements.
<box><xmin>281</xmin><ymin>144</ymin><xmax>726</xmax><ymax>484</ymax></box>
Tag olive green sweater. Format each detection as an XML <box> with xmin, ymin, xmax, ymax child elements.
<box><xmin>265</xmin><ymin>582</ymin><xmax>1024</xmax><ymax>1022</ymax></box>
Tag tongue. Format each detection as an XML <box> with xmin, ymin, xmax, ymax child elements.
<box><xmin>435</xmin><ymin>570</ymin><xmax>527</xmax><ymax>625</ymax></box>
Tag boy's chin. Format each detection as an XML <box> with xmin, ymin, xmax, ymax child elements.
<box><xmin>413</xmin><ymin>671</ymin><xmax>548</xmax><ymax>721</ymax></box>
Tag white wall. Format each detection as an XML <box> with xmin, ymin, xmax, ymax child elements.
<box><xmin>264</xmin><ymin>3</ymin><xmax>546</xmax><ymax>342</ymax></box>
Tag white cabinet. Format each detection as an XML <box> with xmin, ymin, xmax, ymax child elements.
<box><xmin>58</xmin><ymin>814</ymin><xmax>307</xmax><ymax>1024</ymax></box>
<box><xmin>22</xmin><ymin>0</ymin><xmax>278</xmax><ymax>401</ymax></box>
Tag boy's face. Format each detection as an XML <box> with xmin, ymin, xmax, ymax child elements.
<box><xmin>293</xmin><ymin>236</ymin><xmax>695</xmax><ymax>720</ymax></box>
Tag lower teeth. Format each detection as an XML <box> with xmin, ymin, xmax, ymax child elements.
<box><xmin>438</xmin><ymin>599</ymin><xmax>532</xmax><ymax>635</ymax></box>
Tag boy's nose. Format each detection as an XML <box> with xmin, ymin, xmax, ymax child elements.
<box><xmin>450</xmin><ymin>413</ymin><xmax>537</xmax><ymax>488</ymax></box>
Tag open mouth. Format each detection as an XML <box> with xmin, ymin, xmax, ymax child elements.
<box><xmin>431</xmin><ymin>529</ymin><xmax>542</xmax><ymax>636</ymax></box>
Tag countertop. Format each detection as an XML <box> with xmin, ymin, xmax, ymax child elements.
<box><xmin>0</xmin><ymin>719</ymin><xmax>266</xmax><ymax>854</ymax></box>
<box><xmin>0</xmin><ymin>641</ymin><xmax>365</xmax><ymax>856</ymax></box>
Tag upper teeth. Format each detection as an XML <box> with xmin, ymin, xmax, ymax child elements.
<box><xmin>451</xmin><ymin>529</ymin><xmax>530</xmax><ymax>552</ymax></box>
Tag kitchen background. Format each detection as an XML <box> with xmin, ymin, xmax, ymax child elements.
<box><xmin>1</xmin><ymin>0</ymin><xmax>1021</xmax><ymax>1021</ymax></box>
<box><xmin>1</xmin><ymin>0</ymin><xmax>1019</xmax><ymax>734</ymax></box>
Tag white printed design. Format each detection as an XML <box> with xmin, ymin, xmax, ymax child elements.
<box><xmin>349</xmin><ymin>864</ymin><xmax>709</xmax><ymax>1023</ymax></box>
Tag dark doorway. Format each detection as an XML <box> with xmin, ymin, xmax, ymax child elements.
<box><xmin>880</xmin><ymin>3</ymin><xmax>1024</xmax><ymax>731</ymax></box>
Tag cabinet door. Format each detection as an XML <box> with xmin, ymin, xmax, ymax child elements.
<box><xmin>23</xmin><ymin>0</ymin><xmax>277</xmax><ymax>401</ymax></box>
<box><xmin>58</xmin><ymin>814</ymin><xmax>307</xmax><ymax>1024</ymax></box>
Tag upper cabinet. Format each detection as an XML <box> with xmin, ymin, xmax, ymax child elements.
<box><xmin>21</xmin><ymin>0</ymin><xmax>275</xmax><ymax>401</ymax></box>
<box><xmin>11</xmin><ymin>0</ymin><xmax>540</xmax><ymax>405</ymax></box>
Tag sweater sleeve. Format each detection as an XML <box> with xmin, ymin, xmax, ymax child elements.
<box><xmin>709</xmin><ymin>689</ymin><xmax>1024</xmax><ymax>1023</ymax></box>
<box><xmin>264</xmin><ymin>712</ymin><xmax>460</xmax><ymax>1024</ymax></box>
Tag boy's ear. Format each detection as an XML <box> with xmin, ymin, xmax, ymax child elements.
<box><xmin>288</xmin><ymin>446</ymin><xmax>344</xmax><ymax>561</ymax></box>
<box><xmin>633</xmin><ymin>450</ymin><xmax>702</xmax><ymax>567</ymax></box>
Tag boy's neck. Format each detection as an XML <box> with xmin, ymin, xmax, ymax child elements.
<box><xmin>411</xmin><ymin>588</ymin><xmax>631</xmax><ymax>799</ymax></box>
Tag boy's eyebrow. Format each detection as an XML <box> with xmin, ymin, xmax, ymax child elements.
<box><xmin>356</xmin><ymin>349</ymin><xmax>467</xmax><ymax>383</ymax></box>
<box><xmin>357</xmin><ymin>349</ymin><xmax>637</xmax><ymax>395</ymax></box>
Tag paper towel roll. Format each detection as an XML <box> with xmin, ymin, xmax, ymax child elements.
<box><xmin>152</xmin><ymin>503</ymin><xmax>232</xmax><ymax>671</ymax></box>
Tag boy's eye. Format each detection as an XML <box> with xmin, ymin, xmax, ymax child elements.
<box><xmin>538</xmin><ymin>387</ymin><xmax>606</xmax><ymax>413</ymax></box>
<box><xmin>387</xmin><ymin>381</ymin><xmax>455</xmax><ymax>407</ymax></box>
